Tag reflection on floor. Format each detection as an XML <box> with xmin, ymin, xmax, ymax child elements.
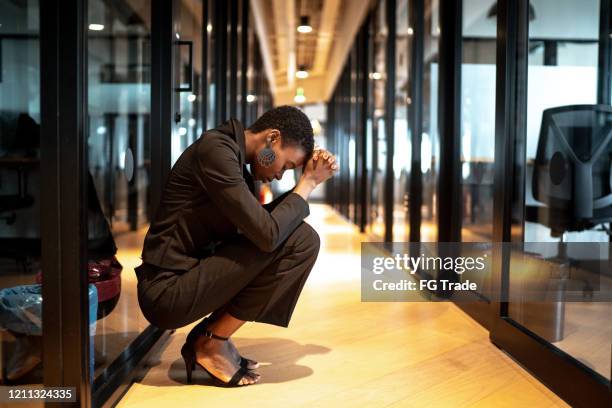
<box><xmin>117</xmin><ymin>204</ymin><xmax>568</xmax><ymax>408</ymax></box>
<box><xmin>93</xmin><ymin>227</ymin><xmax>151</xmax><ymax>378</ymax></box>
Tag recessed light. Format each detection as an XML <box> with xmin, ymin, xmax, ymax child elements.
<box><xmin>296</xmin><ymin>67</ymin><xmax>309</xmax><ymax>79</ymax></box>
<box><xmin>297</xmin><ymin>16</ymin><xmax>312</xmax><ymax>33</ymax></box>
<box><xmin>88</xmin><ymin>24</ymin><xmax>104</xmax><ymax>31</ymax></box>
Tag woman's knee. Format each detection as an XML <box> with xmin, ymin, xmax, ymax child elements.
<box><xmin>292</xmin><ymin>222</ymin><xmax>321</xmax><ymax>256</ymax></box>
<box><xmin>137</xmin><ymin>282</ymin><xmax>184</xmax><ymax>330</ymax></box>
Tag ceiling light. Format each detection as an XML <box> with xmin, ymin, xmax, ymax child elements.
<box><xmin>296</xmin><ymin>66</ymin><xmax>309</xmax><ymax>79</ymax></box>
<box><xmin>88</xmin><ymin>24</ymin><xmax>104</xmax><ymax>31</ymax></box>
<box><xmin>407</xmin><ymin>27</ymin><xmax>414</xmax><ymax>35</ymax></box>
<box><xmin>369</xmin><ymin>72</ymin><xmax>382</xmax><ymax>80</ymax></box>
<box><xmin>297</xmin><ymin>16</ymin><xmax>312</xmax><ymax>33</ymax></box>
<box><xmin>246</xmin><ymin>94</ymin><xmax>257</xmax><ymax>103</ymax></box>
<box><xmin>207</xmin><ymin>24</ymin><xmax>212</xmax><ymax>33</ymax></box>
<box><xmin>178</xmin><ymin>127</ymin><xmax>187</xmax><ymax>136</ymax></box>
<box><xmin>294</xmin><ymin>87</ymin><xmax>306</xmax><ymax>104</ymax></box>
<box><xmin>187</xmin><ymin>94</ymin><xmax>197</xmax><ymax>102</ymax></box>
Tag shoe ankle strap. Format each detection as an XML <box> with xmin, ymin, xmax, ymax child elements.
<box><xmin>203</xmin><ymin>330</ymin><xmax>229</xmax><ymax>341</ymax></box>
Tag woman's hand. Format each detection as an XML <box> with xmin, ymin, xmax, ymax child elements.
<box><xmin>303</xmin><ymin>148</ymin><xmax>339</xmax><ymax>185</ymax></box>
<box><xmin>293</xmin><ymin>148</ymin><xmax>339</xmax><ymax>201</ymax></box>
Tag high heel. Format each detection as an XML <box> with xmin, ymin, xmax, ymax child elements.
<box><xmin>181</xmin><ymin>344</ymin><xmax>196</xmax><ymax>384</ymax></box>
<box><xmin>181</xmin><ymin>330</ymin><xmax>254</xmax><ymax>387</ymax></box>
<box><xmin>186</xmin><ymin>316</ymin><xmax>259</xmax><ymax>369</ymax></box>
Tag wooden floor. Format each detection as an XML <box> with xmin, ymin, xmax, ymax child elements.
<box><xmin>117</xmin><ymin>204</ymin><xmax>568</xmax><ymax>408</ymax></box>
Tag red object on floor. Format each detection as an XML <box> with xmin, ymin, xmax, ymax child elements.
<box><xmin>35</xmin><ymin>256</ymin><xmax>122</xmax><ymax>303</ymax></box>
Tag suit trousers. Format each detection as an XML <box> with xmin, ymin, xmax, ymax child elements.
<box><xmin>135</xmin><ymin>222</ymin><xmax>320</xmax><ymax>330</ymax></box>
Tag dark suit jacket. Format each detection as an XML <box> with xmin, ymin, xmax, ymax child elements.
<box><xmin>140</xmin><ymin>119</ymin><xmax>310</xmax><ymax>271</ymax></box>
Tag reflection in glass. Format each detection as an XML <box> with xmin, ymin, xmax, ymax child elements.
<box><xmin>509</xmin><ymin>0</ymin><xmax>611</xmax><ymax>381</ymax></box>
<box><xmin>87</xmin><ymin>0</ymin><xmax>152</xmax><ymax>382</ymax></box>
<box><xmin>0</xmin><ymin>0</ymin><xmax>44</xmax><ymax>388</ymax></box>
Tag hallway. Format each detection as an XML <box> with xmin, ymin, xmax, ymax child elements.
<box><xmin>117</xmin><ymin>204</ymin><xmax>567</xmax><ymax>408</ymax></box>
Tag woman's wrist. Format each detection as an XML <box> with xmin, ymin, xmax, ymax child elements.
<box><xmin>294</xmin><ymin>176</ymin><xmax>317</xmax><ymax>200</ymax></box>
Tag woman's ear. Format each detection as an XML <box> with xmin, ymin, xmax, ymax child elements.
<box><xmin>268</xmin><ymin>129</ymin><xmax>281</xmax><ymax>144</ymax></box>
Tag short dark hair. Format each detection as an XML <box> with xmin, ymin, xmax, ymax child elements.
<box><xmin>247</xmin><ymin>105</ymin><xmax>314</xmax><ymax>155</ymax></box>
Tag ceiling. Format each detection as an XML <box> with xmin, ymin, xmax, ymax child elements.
<box><xmin>250</xmin><ymin>0</ymin><xmax>372</xmax><ymax>106</ymax></box>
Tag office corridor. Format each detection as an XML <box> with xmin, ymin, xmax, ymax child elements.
<box><xmin>117</xmin><ymin>204</ymin><xmax>567</xmax><ymax>408</ymax></box>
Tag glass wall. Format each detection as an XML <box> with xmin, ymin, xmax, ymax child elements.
<box><xmin>0</xmin><ymin>0</ymin><xmax>44</xmax><ymax>388</ymax></box>
<box><xmin>393</xmin><ymin>0</ymin><xmax>412</xmax><ymax>241</ymax></box>
<box><xmin>327</xmin><ymin>3</ymin><xmax>379</xmax><ymax>235</ymax></box>
<box><xmin>420</xmin><ymin>0</ymin><xmax>439</xmax><ymax>241</ymax></box>
<box><xmin>86</xmin><ymin>0</ymin><xmax>152</xmax><ymax>381</ymax></box>
<box><xmin>171</xmin><ymin>0</ymin><xmax>205</xmax><ymax>166</ymax></box>
<box><xmin>369</xmin><ymin>0</ymin><xmax>388</xmax><ymax>239</ymax></box>
<box><xmin>460</xmin><ymin>0</ymin><xmax>497</xmax><ymax>242</ymax></box>
<box><xmin>205</xmin><ymin>0</ymin><xmax>217</xmax><ymax>130</ymax></box>
<box><xmin>325</xmin><ymin>0</ymin><xmax>611</xmax><ymax>401</ymax></box>
<box><xmin>508</xmin><ymin>0</ymin><xmax>611</xmax><ymax>381</ymax></box>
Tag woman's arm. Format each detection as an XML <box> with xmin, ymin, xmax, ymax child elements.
<box><xmin>263</xmin><ymin>148</ymin><xmax>338</xmax><ymax>212</ymax></box>
<box><xmin>262</xmin><ymin>188</ymin><xmax>296</xmax><ymax>212</ymax></box>
<box><xmin>294</xmin><ymin>147</ymin><xmax>338</xmax><ymax>200</ymax></box>
<box><xmin>194</xmin><ymin>134</ymin><xmax>310</xmax><ymax>253</ymax></box>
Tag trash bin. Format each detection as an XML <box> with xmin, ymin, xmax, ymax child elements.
<box><xmin>0</xmin><ymin>283</ymin><xmax>98</xmax><ymax>379</ymax></box>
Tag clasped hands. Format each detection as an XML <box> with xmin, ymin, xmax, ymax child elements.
<box><xmin>302</xmin><ymin>146</ymin><xmax>339</xmax><ymax>186</ymax></box>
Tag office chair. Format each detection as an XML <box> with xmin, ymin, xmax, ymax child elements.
<box><xmin>525</xmin><ymin>105</ymin><xmax>611</xmax><ymax>342</ymax></box>
<box><xmin>532</xmin><ymin>104</ymin><xmax>612</xmax><ymax>238</ymax></box>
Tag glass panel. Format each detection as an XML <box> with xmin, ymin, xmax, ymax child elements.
<box><xmin>236</xmin><ymin>0</ymin><xmax>245</xmax><ymax>123</ymax></box>
<box><xmin>348</xmin><ymin>48</ymin><xmax>357</xmax><ymax>223</ymax></box>
<box><xmin>245</xmin><ymin>13</ymin><xmax>257</xmax><ymax>126</ymax></box>
<box><xmin>509</xmin><ymin>0</ymin><xmax>611</xmax><ymax>381</ymax></box>
<box><xmin>206</xmin><ymin>0</ymin><xmax>216</xmax><ymax>129</ymax></box>
<box><xmin>460</xmin><ymin>0</ymin><xmax>497</xmax><ymax>242</ymax></box>
<box><xmin>421</xmin><ymin>0</ymin><xmax>439</xmax><ymax>241</ymax></box>
<box><xmin>171</xmin><ymin>0</ymin><xmax>205</xmax><ymax>166</ymax></box>
<box><xmin>368</xmin><ymin>0</ymin><xmax>387</xmax><ymax>239</ymax></box>
<box><xmin>86</xmin><ymin>0</ymin><xmax>152</xmax><ymax>382</ymax></box>
<box><xmin>0</xmin><ymin>0</ymin><xmax>43</xmax><ymax>391</ymax></box>
<box><xmin>365</xmin><ymin>15</ymin><xmax>375</xmax><ymax>233</ymax></box>
<box><xmin>393</xmin><ymin>0</ymin><xmax>412</xmax><ymax>241</ymax></box>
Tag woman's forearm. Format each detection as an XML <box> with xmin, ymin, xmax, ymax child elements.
<box><xmin>293</xmin><ymin>176</ymin><xmax>317</xmax><ymax>201</ymax></box>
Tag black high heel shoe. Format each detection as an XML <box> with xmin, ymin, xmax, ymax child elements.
<box><xmin>186</xmin><ymin>316</ymin><xmax>259</xmax><ymax>369</ymax></box>
<box><xmin>181</xmin><ymin>330</ymin><xmax>254</xmax><ymax>387</ymax></box>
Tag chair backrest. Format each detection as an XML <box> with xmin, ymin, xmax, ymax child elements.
<box><xmin>532</xmin><ymin>104</ymin><xmax>612</xmax><ymax>235</ymax></box>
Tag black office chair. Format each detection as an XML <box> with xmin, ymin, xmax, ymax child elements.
<box><xmin>532</xmin><ymin>104</ymin><xmax>612</xmax><ymax>238</ymax></box>
<box><xmin>525</xmin><ymin>105</ymin><xmax>612</xmax><ymax>342</ymax></box>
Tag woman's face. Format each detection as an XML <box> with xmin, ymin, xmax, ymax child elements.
<box><xmin>251</xmin><ymin>132</ymin><xmax>307</xmax><ymax>183</ymax></box>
